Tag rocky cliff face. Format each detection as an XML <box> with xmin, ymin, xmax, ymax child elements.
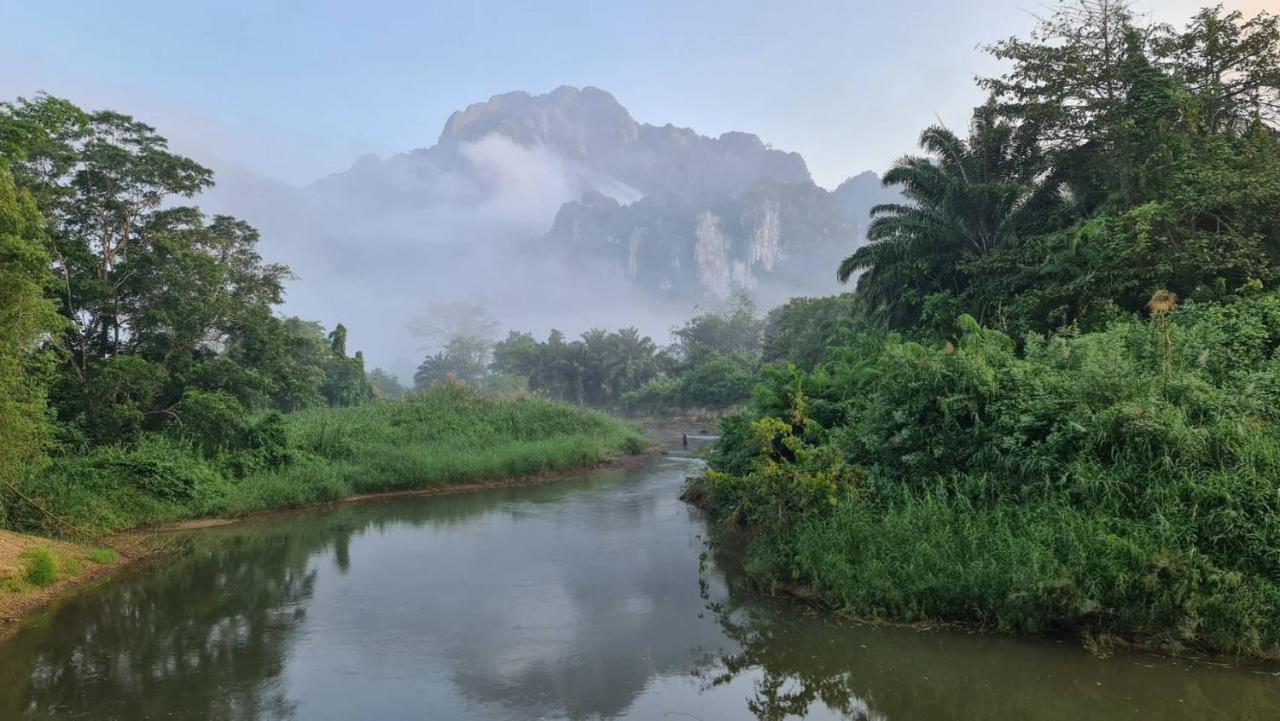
<box><xmin>203</xmin><ymin>86</ymin><xmax>893</xmax><ymax>372</ymax></box>
<box><xmin>437</xmin><ymin>86</ymin><xmax>811</xmax><ymax>197</ymax></box>
<box><xmin>541</xmin><ymin>179</ymin><xmax>860</xmax><ymax>304</ymax></box>
<box><xmin>307</xmin><ymin>86</ymin><xmax>812</xmax><ymax>209</ymax></box>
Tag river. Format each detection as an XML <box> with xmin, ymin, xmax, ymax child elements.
<box><xmin>2</xmin><ymin>441</ymin><xmax>1277</xmax><ymax>720</ymax></box>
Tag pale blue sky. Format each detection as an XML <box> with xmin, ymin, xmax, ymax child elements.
<box><xmin>0</xmin><ymin>0</ymin><xmax>1264</xmax><ymax>188</ymax></box>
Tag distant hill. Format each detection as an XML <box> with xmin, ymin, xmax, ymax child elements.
<box><xmin>200</xmin><ymin>86</ymin><xmax>895</xmax><ymax>375</ymax></box>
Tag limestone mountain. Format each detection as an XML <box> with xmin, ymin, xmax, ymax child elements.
<box><xmin>201</xmin><ymin>86</ymin><xmax>891</xmax><ymax>374</ymax></box>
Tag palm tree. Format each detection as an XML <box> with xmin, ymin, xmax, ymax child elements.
<box><xmin>605</xmin><ymin>327</ymin><xmax>659</xmax><ymax>400</ymax></box>
<box><xmin>580</xmin><ymin>328</ymin><xmax>612</xmax><ymax>405</ymax></box>
<box><xmin>838</xmin><ymin>101</ymin><xmax>1063</xmax><ymax>328</ymax></box>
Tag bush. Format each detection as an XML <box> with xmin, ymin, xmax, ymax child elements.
<box><xmin>695</xmin><ymin>293</ymin><xmax>1280</xmax><ymax>657</ymax></box>
<box><xmin>24</xmin><ymin>548</ymin><xmax>57</xmax><ymax>587</ymax></box>
<box><xmin>168</xmin><ymin>389</ymin><xmax>250</xmax><ymax>456</ymax></box>
<box><xmin>86</xmin><ymin>548</ymin><xmax>117</xmax><ymax>564</ymax></box>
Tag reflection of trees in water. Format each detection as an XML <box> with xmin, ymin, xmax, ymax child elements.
<box><xmin>401</xmin><ymin>465</ymin><xmax>727</xmax><ymax>720</ymax></box>
<box><xmin>697</xmin><ymin>586</ymin><xmax>884</xmax><ymax>721</ymax></box>
<box><xmin>0</xmin><ymin>520</ymin><xmax>339</xmax><ymax>721</ymax></box>
<box><xmin>696</xmin><ymin>563</ymin><xmax>1280</xmax><ymax>721</ymax></box>
<box><xmin>2</xmin><ymin>463</ymin><xmax>713</xmax><ymax>721</ymax></box>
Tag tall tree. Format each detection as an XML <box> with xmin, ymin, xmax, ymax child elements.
<box><xmin>605</xmin><ymin>327</ymin><xmax>659</xmax><ymax>401</ymax></box>
<box><xmin>0</xmin><ymin>166</ymin><xmax>61</xmax><ymax>488</ymax></box>
<box><xmin>837</xmin><ymin>102</ymin><xmax>1063</xmax><ymax>329</ymax></box>
<box><xmin>1152</xmin><ymin>6</ymin><xmax>1280</xmax><ymax>133</ymax></box>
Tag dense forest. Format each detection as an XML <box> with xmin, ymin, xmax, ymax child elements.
<box><xmin>693</xmin><ymin>2</ymin><xmax>1280</xmax><ymax>657</ymax></box>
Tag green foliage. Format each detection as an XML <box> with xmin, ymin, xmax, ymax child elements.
<box><xmin>0</xmin><ymin>96</ymin><xmax>373</xmax><ymax>464</ymax></box>
<box><xmin>23</xmin><ymin>548</ymin><xmax>57</xmax><ymax>587</ymax></box>
<box><xmin>415</xmin><ymin>334</ymin><xmax>492</xmax><ymax>388</ymax></box>
<box><xmin>838</xmin><ymin>101</ymin><xmax>1065</xmax><ymax>329</ymax></box>
<box><xmin>842</xmin><ymin>4</ymin><xmax>1280</xmax><ymax>338</ymax></box>
<box><xmin>6</xmin><ymin>386</ymin><xmax>644</xmax><ymax>533</ymax></box>
<box><xmin>697</xmin><ymin>293</ymin><xmax>1280</xmax><ymax>656</ymax></box>
<box><xmin>492</xmin><ymin>326</ymin><xmax>667</xmax><ymax>406</ymax></box>
<box><xmin>707</xmin><ymin>5</ymin><xmax>1280</xmax><ymax>657</ymax></box>
<box><xmin>85</xmin><ymin>548</ymin><xmax>116</xmax><ymax>564</ymax></box>
<box><xmin>761</xmin><ymin>293</ymin><xmax>859</xmax><ymax>369</ymax></box>
<box><xmin>0</xmin><ymin>165</ymin><xmax>60</xmax><ymax>491</ymax></box>
<box><xmin>617</xmin><ymin>295</ymin><xmax>766</xmax><ymax>411</ymax></box>
<box><xmin>672</xmin><ymin>292</ymin><xmax>764</xmax><ymax>358</ymax></box>
<box><xmin>367</xmin><ymin>368</ymin><xmax>408</xmax><ymax>400</ymax></box>
<box><xmin>167</xmin><ymin>389</ymin><xmax>251</xmax><ymax>456</ymax></box>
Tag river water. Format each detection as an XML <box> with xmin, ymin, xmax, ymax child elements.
<box><xmin>2</xmin><ymin>444</ymin><xmax>1278</xmax><ymax>720</ymax></box>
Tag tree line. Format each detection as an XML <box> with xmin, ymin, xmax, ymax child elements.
<box><xmin>836</xmin><ymin>1</ymin><xmax>1280</xmax><ymax>340</ymax></box>
<box><xmin>0</xmin><ymin>96</ymin><xmax>374</xmax><ymax>494</ymax></box>
<box><xmin>405</xmin><ymin>294</ymin><xmax>767</xmax><ymax>411</ymax></box>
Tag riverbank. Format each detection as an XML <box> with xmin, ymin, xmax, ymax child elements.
<box><xmin>4</xmin><ymin>385</ymin><xmax>647</xmax><ymax>535</ymax></box>
<box><xmin>0</xmin><ymin>530</ymin><xmax>136</xmax><ymax>635</ymax></box>
<box><xmin>1</xmin><ymin>438</ymin><xmax>660</xmax><ymax>638</ymax></box>
<box><xmin>1</xmin><ymin>386</ymin><xmax>650</xmax><ymax>631</ymax></box>
<box><xmin>691</xmin><ymin>297</ymin><xmax>1280</xmax><ymax>662</ymax></box>
<box><xmin>7</xmin><ymin>426</ymin><xmax>1277</xmax><ymax>721</ymax></box>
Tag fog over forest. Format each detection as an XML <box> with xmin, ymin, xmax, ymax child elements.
<box><xmin>198</xmin><ymin>86</ymin><xmax>895</xmax><ymax>380</ymax></box>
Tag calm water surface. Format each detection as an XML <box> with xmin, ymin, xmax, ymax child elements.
<box><xmin>2</xmin><ymin>446</ymin><xmax>1278</xmax><ymax>720</ymax></box>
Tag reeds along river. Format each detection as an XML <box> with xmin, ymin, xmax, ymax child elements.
<box><xmin>1</xmin><ymin>440</ymin><xmax>1277</xmax><ymax>720</ymax></box>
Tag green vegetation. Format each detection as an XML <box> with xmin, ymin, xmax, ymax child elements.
<box><xmin>696</xmin><ymin>2</ymin><xmax>1280</xmax><ymax>658</ymax></box>
<box><xmin>0</xmin><ymin>531</ymin><xmax>123</xmax><ymax>600</ymax></box>
<box><xmin>22</xmin><ymin>549</ymin><xmax>56</xmax><ymax>587</ymax></box>
<box><xmin>6</xmin><ymin>384</ymin><xmax>643</xmax><ymax>534</ymax></box>
<box><xmin>411</xmin><ymin>293</ymin><xmax>767</xmax><ymax>413</ymax></box>
<box><xmin>85</xmin><ymin>548</ymin><xmax>116</xmax><ymax>564</ymax></box>
<box><xmin>0</xmin><ymin>98</ymin><xmax>642</xmax><ymax>539</ymax></box>
<box><xmin>0</xmin><ymin>167</ymin><xmax>61</xmax><ymax>503</ymax></box>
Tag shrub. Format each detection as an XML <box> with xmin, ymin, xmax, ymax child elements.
<box><xmin>86</xmin><ymin>548</ymin><xmax>117</xmax><ymax>564</ymax></box>
<box><xmin>24</xmin><ymin>548</ymin><xmax>57</xmax><ymax>587</ymax></box>
<box><xmin>695</xmin><ymin>293</ymin><xmax>1280</xmax><ymax>656</ymax></box>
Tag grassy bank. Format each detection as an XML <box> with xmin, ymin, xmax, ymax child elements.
<box><xmin>3</xmin><ymin>384</ymin><xmax>646</xmax><ymax>535</ymax></box>
<box><xmin>691</xmin><ymin>293</ymin><xmax>1280</xmax><ymax>659</ymax></box>
<box><xmin>0</xmin><ymin>529</ymin><xmax>130</xmax><ymax>631</ymax></box>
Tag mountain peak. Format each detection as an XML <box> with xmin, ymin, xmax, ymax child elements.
<box><xmin>438</xmin><ymin>85</ymin><xmax>640</xmax><ymax>154</ymax></box>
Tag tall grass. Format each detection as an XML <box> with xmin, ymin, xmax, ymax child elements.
<box><xmin>4</xmin><ymin>385</ymin><xmax>645</xmax><ymax>533</ymax></box>
<box><xmin>695</xmin><ymin>292</ymin><xmax>1280</xmax><ymax>658</ymax></box>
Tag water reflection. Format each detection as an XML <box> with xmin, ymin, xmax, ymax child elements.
<box><xmin>2</xmin><ymin>451</ymin><xmax>1278</xmax><ymax>721</ymax></box>
<box><xmin>697</xmin><ymin>562</ymin><xmax>1280</xmax><ymax>721</ymax></box>
<box><xmin>1</xmin><ymin>525</ymin><xmax>321</xmax><ymax>720</ymax></box>
<box><xmin>1</xmin><ymin>458</ymin><xmax>732</xmax><ymax>720</ymax></box>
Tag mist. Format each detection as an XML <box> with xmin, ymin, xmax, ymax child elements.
<box><xmin>198</xmin><ymin>87</ymin><xmax>881</xmax><ymax>382</ymax></box>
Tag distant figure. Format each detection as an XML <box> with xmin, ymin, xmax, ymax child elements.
<box><xmin>682</xmin><ymin>433</ymin><xmax>688</xmax><ymax>448</ymax></box>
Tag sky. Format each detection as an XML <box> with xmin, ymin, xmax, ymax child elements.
<box><xmin>2</xmin><ymin>0</ymin><xmax>1274</xmax><ymax>378</ymax></box>
<box><xmin>3</xmin><ymin>0</ymin><xmax>1270</xmax><ymax>189</ymax></box>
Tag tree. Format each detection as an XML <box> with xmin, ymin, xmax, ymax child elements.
<box><xmin>409</xmin><ymin>302</ymin><xmax>499</xmax><ymax>390</ymax></box>
<box><xmin>838</xmin><ymin>102</ymin><xmax>1064</xmax><ymax>329</ymax></box>
<box><xmin>1</xmin><ymin>96</ymin><xmax>215</xmax><ymax>382</ymax></box>
<box><xmin>761</xmin><ymin>294</ymin><xmax>859</xmax><ymax>368</ymax></box>
<box><xmin>368</xmin><ymin>368</ymin><xmax>407</xmax><ymax>400</ymax></box>
<box><xmin>414</xmin><ymin>334</ymin><xmax>490</xmax><ymax>389</ymax></box>
<box><xmin>980</xmin><ymin>0</ymin><xmax>1139</xmax><ymax>148</ymax></box>
<box><xmin>672</xmin><ymin>292</ymin><xmax>764</xmax><ymax>359</ymax></box>
<box><xmin>959</xmin><ymin>3</ymin><xmax>1280</xmax><ymax>334</ymax></box>
<box><xmin>328</xmin><ymin>323</ymin><xmax>348</xmax><ymax>356</ymax></box>
<box><xmin>1152</xmin><ymin>6</ymin><xmax>1280</xmax><ymax>133</ymax></box>
<box><xmin>0</xmin><ymin>166</ymin><xmax>61</xmax><ymax>487</ymax></box>
<box><xmin>605</xmin><ymin>327</ymin><xmax>660</xmax><ymax>401</ymax></box>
